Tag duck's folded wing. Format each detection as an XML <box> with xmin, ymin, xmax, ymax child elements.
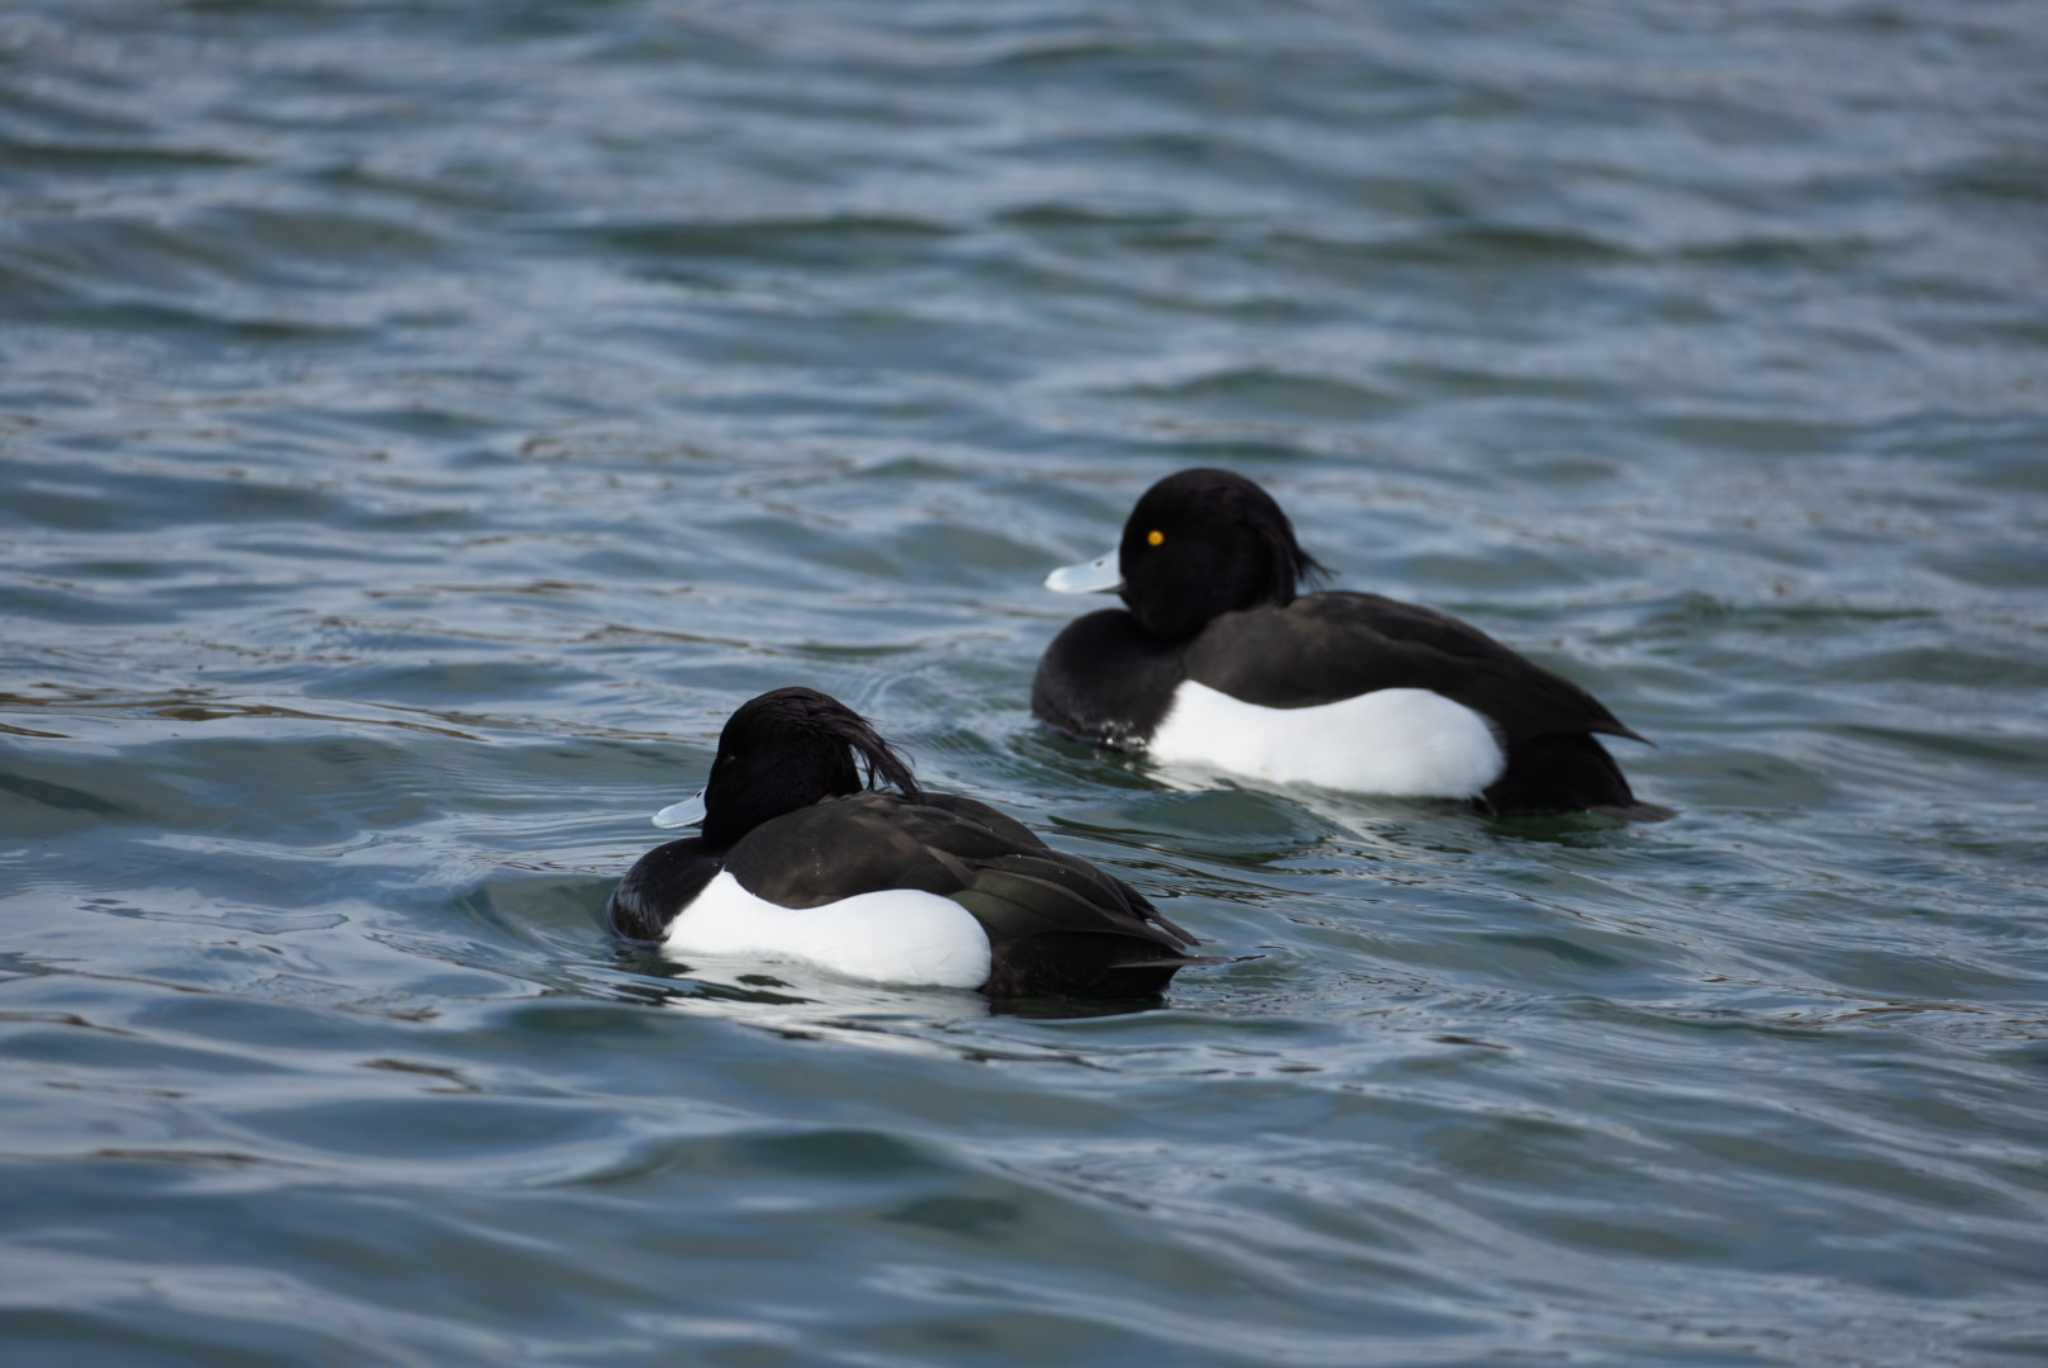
<box><xmin>720</xmin><ymin>793</ymin><xmax>1210</xmax><ymax>997</ymax></box>
<box><xmin>725</xmin><ymin>794</ymin><xmax>1198</xmax><ymax>952</ymax></box>
<box><xmin>1187</xmin><ymin>591</ymin><xmax>1644</xmax><ymax>746</ymax></box>
<box><xmin>943</xmin><ymin>851</ymin><xmax>1212</xmax><ymax>997</ymax></box>
<box><xmin>939</xmin><ymin>850</ymin><xmax>1195</xmax><ymax>951</ymax></box>
<box><xmin>722</xmin><ymin>792</ymin><xmax>1066</xmax><ymax>904</ymax></box>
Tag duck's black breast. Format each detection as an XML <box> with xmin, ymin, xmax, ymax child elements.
<box><xmin>726</xmin><ymin>791</ymin><xmax>1204</xmax><ymax>998</ymax></box>
<box><xmin>1030</xmin><ymin>607</ymin><xmax>1187</xmax><ymax>746</ymax></box>
<box><xmin>608</xmin><ymin>837</ymin><xmax>720</xmax><ymax>943</ymax></box>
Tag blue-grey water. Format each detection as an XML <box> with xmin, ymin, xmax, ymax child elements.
<box><xmin>4</xmin><ymin>2</ymin><xmax>2047</xmax><ymax>1363</ymax></box>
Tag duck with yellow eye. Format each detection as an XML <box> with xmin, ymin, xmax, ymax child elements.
<box><xmin>1032</xmin><ymin>467</ymin><xmax>1655</xmax><ymax>817</ymax></box>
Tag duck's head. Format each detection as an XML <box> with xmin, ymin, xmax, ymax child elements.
<box><xmin>1045</xmin><ymin>468</ymin><xmax>1330</xmax><ymax>640</ymax></box>
<box><xmin>650</xmin><ymin>687</ymin><xmax>921</xmax><ymax>847</ymax></box>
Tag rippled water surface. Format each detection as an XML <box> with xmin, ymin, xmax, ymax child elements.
<box><xmin>5</xmin><ymin>1</ymin><xmax>2048</xmax><ymax>1362</ymax></box>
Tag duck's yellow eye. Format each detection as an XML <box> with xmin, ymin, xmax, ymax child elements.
<box><xmin>1146</xmin><ymin>529</ymin><xmax>1165</xmax><ymax>547</ymax></box>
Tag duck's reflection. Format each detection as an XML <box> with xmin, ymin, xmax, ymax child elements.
<box><xmin>597</xmin><ymin>944</ymin><xmax>1162</xmax><ymax>1060</ymax></box>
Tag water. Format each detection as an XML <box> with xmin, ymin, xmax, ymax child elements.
<box><xmin>4</xmin><ymin>1</ymin><xmax>2047</xmax><ymax>1361</ymax></box>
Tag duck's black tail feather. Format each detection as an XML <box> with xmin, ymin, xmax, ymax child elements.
<box><xmin>979</xmin><ymin>933</ymin><xmax>1216</xmax><ymax>999</ymax></box>
<box><xmin>1482</xmin><ymin>733</ymin><xmax>1652</xmax><ymax>817</ymax></box>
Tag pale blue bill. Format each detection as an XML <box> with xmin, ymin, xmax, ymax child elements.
<box><xmin>651</xmin><ymin>792</ymin><xmax>706</xmax><ymax>828</ymax></box>
<box><xmin>1044</xmin><ymin>550</ymin><xmax>1122</xmax><ymax>594</ymax></box>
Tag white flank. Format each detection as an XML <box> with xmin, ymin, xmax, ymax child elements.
<box><xmin>1148</xmin><ymin>681</ymin><xmax>1506</xmax><ymax>798</ymax></box>
<box><xmin>663</xmin><ymin>870</ymin><xmax>993</xmax><ymax>990</ymax></box>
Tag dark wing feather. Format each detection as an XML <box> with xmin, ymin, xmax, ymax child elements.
<box><xmin>723</xmin><ymin>793</ymin><xmax>1023</xmax><ymax>906</ymax></box>
<box><xmin>1186</xmin><ymin>591</ymin><xmax>1644</xmax><ymax>748</ymax></box>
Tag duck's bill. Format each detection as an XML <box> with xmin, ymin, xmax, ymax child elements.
<box><xmin>651</xmin><ymin>792</ymin><xmax>706</xmax><ymax>829</ymax></box>
<box><xmin>1044</xmin><ymin>551</ymin><xmax>1122</xmax><ymax>594</ymax></box>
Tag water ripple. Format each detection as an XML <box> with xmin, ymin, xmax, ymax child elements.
<box><xmin>4</xmin><ymin>0</ymin><xmax>2047</xmax><ymax>1362</ymax></box>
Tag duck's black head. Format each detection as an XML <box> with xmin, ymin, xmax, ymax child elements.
<box><xmin>699</xmin><ymin>687</ymin><xmax>921</xmax><ymax>848</ymax></box>
<box><xmin>1118</xmin><ymin>468</ymin><xmax>1330</xmax><ymax>640</ymax></box>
